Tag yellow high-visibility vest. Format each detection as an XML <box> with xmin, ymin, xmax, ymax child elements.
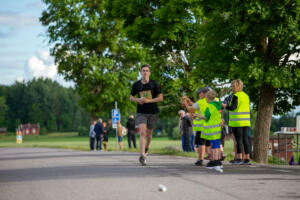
<box><xmin>202</xmin><ymin>103</ymin><xmax>221</xmax><ymax>140</ymax></box>
<box><xmin>193</xmin><ymin>98</ymin><xmax>208</xmax><ymax>132</ymax></box>
<box><xmin>229</xmin><ymin>91</ymin><xmax>251</xmax><ymax>127</ymax></box>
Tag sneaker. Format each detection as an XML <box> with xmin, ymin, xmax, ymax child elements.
<box><xmin>145</xmin><ymin>148</ymin><xmax>149</xmax><ymax>155</ymax></box>
<box><xmin>139</xmin><ymin>155</ymin><xmax>147</xmax><ymax>166</ymax></box>
<box><xmin>241</xmin><ymin>159</ymin><xmax>251</xmax><ymax>165</ymax></box>
<box><xmin>206</xmin><ymin>160</ymin><xmax>217</xmax><ymax>169</ymax></box>
<box><xmin>215</xmin><ymin>166</ymin><xmax>223</xmax><ymax>173</ymax></box>
<box><xmin>195</xmin><ymin>160</ymin><xmax>203</xmax><ymax>166</ymax></box>
<box><xmin>229</xmin><ymin>159</ymin><xmax>236</xmax><ymax>164</ymax></box>
<box><xmin>232</xmin><ymin>159</ymin><xmax>242</xmax><ymax>165</ymax></box>
<box><xmin>220</xmin><ymin>153</ymin><xmax>226</xmax><ymax>161</ymax></box>
<box><xmin>216</xmin><ymin>160</ymin><xmax>223</xmax><ymax>169</ymax></box>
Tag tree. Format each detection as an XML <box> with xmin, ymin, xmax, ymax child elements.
<box><xmin>0</xmin><ymin>96</ymin><xmax>8</xmax><ymax>127</ymax></box>
<box><xmin>40</xmin><ymin>0</ymin><xmax>147</xmax><ymax>119</ymax></box>
<box><xmin>112</xmin><ymin>0</ymin><xmax>300</xmax><ymax>163</ymax></box>
<box><xmin>3</xmin><ymin>78</ymin><xmax>90</xmax><ymax>132</ymax></box>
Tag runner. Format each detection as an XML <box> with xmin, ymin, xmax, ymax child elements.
<box><xmin>130</xmin><ymin>64</ymin><xmax>163</xmax><ymax>165</ymax></box>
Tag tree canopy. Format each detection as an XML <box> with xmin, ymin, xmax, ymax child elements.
<box><xmin>0</xmin><ymin>79</ymin><xmax>89</xmax><ymax>133</ymax></box>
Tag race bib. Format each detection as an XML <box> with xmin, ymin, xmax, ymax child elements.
<box><xmin>139</xmin><ymin>90</ymin><xmax>152</xmax><ymax>99</ymax></box>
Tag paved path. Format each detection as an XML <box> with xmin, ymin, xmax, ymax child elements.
<box><xmin>0</xmin><ymin>148</ymin><xmax>300</xmax><ymax>200</ymax></box>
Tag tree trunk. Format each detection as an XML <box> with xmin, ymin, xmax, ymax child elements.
<box><xmin>253</xmin><ymin>83</ymin><xmax>276</xmax><ymax>163</ymax></box>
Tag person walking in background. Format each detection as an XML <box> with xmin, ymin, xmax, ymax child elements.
<box><xmin>126</xmin><ymin>115</ymin><xmax>137</xmax><ymax>149</ymax></box>
<box><xmin>222</xmin><ymin>79</ymin><xmax>251</xmax><ymax>165</ymax></box>
<box><xmin>102</xmin><ymin>122</ymin><xmax>108</xmax><ymax>151</ymax></box>
<box><xmin>179</xmin><ymin>110</ymin><xmax>193</xmax><ymax>152</ymax></box>
<box><xmin>130</xmin><ymin>64</ymin><xmax>163</xmax><ymax>166</ymax></box>
<box><xmin>116</xmin><ymin>121</ymin><xmax>124</xmax><ymax>150</ymax></box>
<box><xmin>89</xmin><ymin>120</ymin><xmax>96</xmax><ymax>150</ymax></box>
<box><xmin>94</xmin><ymin>118</ymin><xmax>104</xmax><ymax>151</ymax></box>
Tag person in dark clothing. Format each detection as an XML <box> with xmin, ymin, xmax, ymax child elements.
<box><xmin>126</xmin><ymin>115</ymin><xmax>137</xmax><ymax>149</ymax></box>
<box><xmin>179</xmin><ymin>110</ymin><xmax>193</xmax><ymax>152</ymax></box>
<box><xmin>94</xmin><ymin>118</ymin><xmax>104</xmax><ymax>151</ymax></box>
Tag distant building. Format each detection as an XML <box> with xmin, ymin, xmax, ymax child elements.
<box><xmin>18</xmin><ymin>123</ymin><xmax>40</xmax><ymax>135</ymax></box>
<box><xmin>0</xmin><ymin>128</ymin><xmax>7</xmax><ymax>134</ymax></box>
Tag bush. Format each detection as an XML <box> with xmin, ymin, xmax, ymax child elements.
<box><xmin>170</xmin><ymin>126</ymin><xmax>181</xmax><ymax>140</ymax></box>
<box><xmin>78</xmin><ymin>126</ymin><xmax>88</xmax><ymax>137</ymax></box>
<box><xmin>40</xmin><ymin>127</ymin><xmax>48</xmax><ymax>135</ymax></box>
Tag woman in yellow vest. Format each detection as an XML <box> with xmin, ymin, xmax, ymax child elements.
<box><xmin>222</xmin><ymin>79</ymin><xmax>251</xmax><ymax>165</ymax></box>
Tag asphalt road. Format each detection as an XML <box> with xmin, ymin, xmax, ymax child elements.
<box><xmin>0</xmin><ymin>148</ymin><xmax>300</xmax><ymax>200</ymax></box>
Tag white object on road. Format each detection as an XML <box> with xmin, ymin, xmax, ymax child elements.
<box><xmin>158</xmin><ymin>184</ymin><xmax>167</xmax><ymax>192</ymax></box>
<box><xmin>215</xmin><ymin>166</ymin><xmax>223</xmax><ymax>173</ymax></box>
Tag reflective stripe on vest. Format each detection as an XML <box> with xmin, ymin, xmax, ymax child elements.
<box><xmin>229</xmin><ymin>91</ymin><xmax>251</xmax><ymax>127</ymax></box>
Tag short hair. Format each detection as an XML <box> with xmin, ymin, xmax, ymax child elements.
<box><xmin>141</xmin><ymin>64</ymin><xmax>151</xmax><ymax>71</ymax></box>
<box><xmin>196</xmin><ymin>87</ymin><xmax>210</xmax><ymax>95</ymax></box>
<box><xmin>231</xmin><ymin>79</ymin><xmax>243</xmax><ymax>91</ymax></box>
<box><xmin>206</xmin><ymin>90</ymin><xmax>217</xmax><ymax>102</ymax></box>
<box><xmin>98</xmin><ymin>118</ymin><xmax>103</xmax><ymax>122</ymax></box>
<box><xmin>178</xmin><ymin>110</ymin><xmax>185</xmax><ymax>115</ymax></box>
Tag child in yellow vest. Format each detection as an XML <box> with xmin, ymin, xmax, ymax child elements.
<box><xmin>199</xmin><ymin>90</ymin><xmax>223</xmax><ymax>172</ymax></box>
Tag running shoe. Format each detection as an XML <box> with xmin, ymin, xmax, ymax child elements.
<box><xmin>217</xmin><ymin>160</ymin><xmax>223</xmax><ymax>169</ymax></box>
<box><xmin>205</xmin><ymin>160</ymin><xmax>217</xmax><ymax>169</ymax></box>
<box><xmin>231</xmin><ymin>159</ymin><xmax>242</xmax><ymax>165</ymax></box>
<box><xmin>139</xmin><ymin>155</ymin><xmax>147</xmax><ymax>166</ymax></box>
<box><xmin>220</xmin><ymin>153</ymin><xmax>226</xmax><ymax>161</ymax></box>
<box><xmin>241</xmin><ymin>159</ymin><xmax>251</xmax><ymax>165</ymax></box>
<box><xmin>195</xmin><ymin>160</ymin><xmax>203</xmax><ymax>166</ymax></box>
<box><xmin>229</xmin><ymin>159</ymin><xmax>236</xmax><ymax>163</ymax></box>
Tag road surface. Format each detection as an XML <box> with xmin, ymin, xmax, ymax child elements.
<box><xmin>0</xmin><ymin>148</ymin><xmax>300</xmax><ymax>200</ymax></box>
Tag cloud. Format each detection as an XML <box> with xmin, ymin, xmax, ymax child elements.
<box><xmin>0</xmin><ymin>11</ymin><xmax>39</xmax><ymax>38</ymax></box>
<box><xmin>27</xmin><ymin>55</ymin><xmax>57</xmax><ymax>79</ymax></box>
<box><xmin>25</xmin><ymin>50</ymin><xmax>74</xmax><ymax>87</ymax></box>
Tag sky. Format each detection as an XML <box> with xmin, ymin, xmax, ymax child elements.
<box><xmin>0</xmin><ymin>0</ymin><xmax>74</xmax><ymax>87</ymax></box>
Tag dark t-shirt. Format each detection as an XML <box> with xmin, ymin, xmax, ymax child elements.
<box><xmin>130</xmin><ymin>79</ymin><xmax>162</xmax><ymax>114</ymax></box>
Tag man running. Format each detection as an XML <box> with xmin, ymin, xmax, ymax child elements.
<box><xmin>130</xmin><ymin>64</ymin><xmax>163</xmax><ymax>165</ymax></box>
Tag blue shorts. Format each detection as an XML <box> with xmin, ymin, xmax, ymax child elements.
<box><xmin>118</xmin><ymin>136</ymin><xmax>123</xmax><ymax>142</ymax></box>
<box><xmin>210</xmin><ymin>139</ymin><xmax>220</xmax><ymax>149</ymax></box>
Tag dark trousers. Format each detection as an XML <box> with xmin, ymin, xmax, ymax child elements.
<box><xmin>90</xmin><ymin>137</ymin><xmax>95</xmax><ymax>150</ymax></box>
<box><xmin>95</xmin><ymin>135</ymin><xmax>102</xmax><ymax>150</ymax></box>
<box><xmin>182</xmin><ymin>134</ymin><xmax>192</xmax><ymax>152</ymax></box>
<box><xmin>233</xmin><ymin>127</ymin><xmax>250</xmax><ymax>154</ymax></box>
<box><xmin>128</xmin><ymin>134</ymin><xmax>137</xmax><ymax>148</ymax></box>
<box><xmin>190</xmin><ymin>135</ymin><xmax>195</xmax><ymax>152</ymax></box>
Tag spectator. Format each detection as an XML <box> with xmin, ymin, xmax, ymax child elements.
<box><xmin>94</xmin><ymin>118</ymin><xmax>104</xmax><ymax>151</ymax></box>
<box><xmin>89</xmin><ymin>120</ymin><xmax>96</xmax><ymax>150</ymax></box>
<box><xmin>117</xmin><ymin>121</ymin><xmax>123</xmax><ymax>150</ymax></box>
<box><xmin>103</xmin><ymin>122</ymin><xmax>108</xmax><ymax>151</ymax></box>
<box><xmin>179</xmin><ymin>110</ymin><xmax>193</xmax><ymax>152</ymax></box>
<box><xmin>126</xmin><ymin>115</ymin><xmax>137</xmax><ymax>149</ymax></box>
<box><xmin>222</xmin><ymin>79</ymin><xmax>251</xmax><ymax>165</ymax></box>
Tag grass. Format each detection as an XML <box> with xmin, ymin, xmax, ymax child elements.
<box><xmin>0</xmin><ymin>132</ymin><xmax>234</xmax><ymax>160</ymax></box>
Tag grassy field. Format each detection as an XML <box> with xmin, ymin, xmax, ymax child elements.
<box><xmin>0</xmin><ymin>132</ymin><xmax>235</xmax><ymax>160</ymax></box>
